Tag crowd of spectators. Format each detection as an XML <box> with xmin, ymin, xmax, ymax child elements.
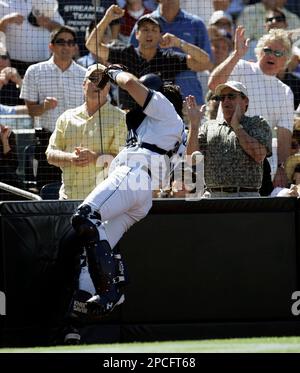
<box><xmin>1</xmin><ymin>0</ymin><xmax>300</xmax><ymax>201</ymax></box>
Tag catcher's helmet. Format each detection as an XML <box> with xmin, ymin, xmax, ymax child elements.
<box><xmin>139</xmin><ymin>73</ymin><xmax>163</xmax><ymax>92</ymax></box>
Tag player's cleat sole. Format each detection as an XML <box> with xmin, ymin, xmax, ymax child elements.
<box><xmin>63</xmin><ymin>326</ymin><xmax>81</xmax><ymax>345</ymax></box>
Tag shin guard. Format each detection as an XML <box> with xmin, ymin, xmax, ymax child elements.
<box><xmin>85</xmin><ymin>239</ymin><xmax>126</xmax><ymax>317</ymax></box>
<box><xmin>71</xmin><ymin>204</ymin><xmax>127</xmax><ymax>317</ymax></box>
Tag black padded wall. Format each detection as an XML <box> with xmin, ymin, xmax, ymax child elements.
<box><xmin>121</xmin><ymin>198</ymin><xmax>298</xmax><ymax>323</ymax></box>
<box><xmin>0</xmin><ymin>198</ymin><xmax>299</xmax><ymax>346</ymax></box>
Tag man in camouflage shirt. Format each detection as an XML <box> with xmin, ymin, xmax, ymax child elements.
<box><xmin>186</xmin><ymin>81</ymin><xmax>272</xmax><ymax>197</ymax></box>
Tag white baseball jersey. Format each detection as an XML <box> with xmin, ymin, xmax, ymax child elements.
<box><xmin>83</xmin><ymin>90</ymin><xmax>184</xmax><ymax>248</ymax></box>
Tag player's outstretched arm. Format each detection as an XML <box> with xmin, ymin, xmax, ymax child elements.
<box><xmin>104</xmin><ymin>65</ymin><xmax>149</xmax><ymax>107</ymax></box>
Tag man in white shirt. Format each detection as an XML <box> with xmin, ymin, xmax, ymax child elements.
<box><xmin>20</xmin><ymin>26</ymin><xmax>86</xmax><ymax>190</ymax></box>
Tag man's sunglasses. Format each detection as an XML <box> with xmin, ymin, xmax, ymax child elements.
<box><xmin>0</xmin><ymin>55</ymin><xmax>9</xmax><ymax>60</ymax></box>
<box><xmin>213</xmin><ymin>93</ymin><xmax>245</xmax><ymax>102</ymax></box>
<box><xmin>263</xmin><ymin>47</ymin><xmax>286</xmax><ymax>58</ymax></box>
<box><xmin>266</xmin><ymin>16</ymin><xmax>286</xmax><ymax>23</ymax></box>
<box><xmin>53</xmin><ymin>38</ymin><xmax>76</xmax><ymax>46</ymax></box>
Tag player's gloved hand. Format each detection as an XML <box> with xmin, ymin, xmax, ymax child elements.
<box><xmin>101</xmin><ymin>64</ymin><xmax>129</xmax><ymax>87</ymax></box>
<box><xmin>97</xmin><ymin>72</ymin><xmax>110</xmax><ymax>90</ymax></box>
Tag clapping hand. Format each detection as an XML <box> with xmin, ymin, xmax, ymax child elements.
<box><xmin>230</xmin><ymin>103</ymin><xmax>243</xmax><ymax>130</ymax></box>
<box><xmin>185</xmin><ymin>95</ymin><xmax>206</xmax><ymax>130</ymax></box>
<box><xmin>1</xmin><ymin>67</ymin><xmax>22</xmax><ymax>87</ymax></box>
<box><xmin>72</xmin><ymin>145</ymin><xmax>98</xmax><ymax>167</ymax></box>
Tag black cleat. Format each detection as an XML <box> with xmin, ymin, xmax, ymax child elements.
<box><xmin>63</xmin><ymin>325</ymin><xmax>81</xmax><ymax>345</ymax></box>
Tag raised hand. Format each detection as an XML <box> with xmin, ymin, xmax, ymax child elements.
<box><xmin>159</xmin><ymin>33</ymin><xmax>179</xmax><ymax>49</ymax></box>
<box><xmin>234</xmin><ymin>26</ymin><xmax>250</xmax><ymax>59</ymax></box>
<box><xmin>105</xmin><ymin>5</ymin><xmax>125</xmax><ymax>23</ymax></box>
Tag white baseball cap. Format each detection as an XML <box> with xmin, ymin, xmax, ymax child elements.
<box><xmin>215</xmin><ymin>81</ymin><xmax>249</xmax><ymax>97</ymax></box>
<box><xmin>209</xmin><ymin>10</ymin><xmax>233</xmax><ymax>25</ymax></box>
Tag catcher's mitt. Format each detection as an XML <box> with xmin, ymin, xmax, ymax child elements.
<box><xmin>98</xmin><ymin>64</ymin><xmax>129</xmax><ymax>89</ymax></box>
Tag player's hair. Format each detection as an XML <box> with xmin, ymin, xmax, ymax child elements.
<box><xmin>162</xmin><ymin>84</ymin><xmax>183</xmax><ymax>118</ymax></box>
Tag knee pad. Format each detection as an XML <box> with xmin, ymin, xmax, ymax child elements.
<box><xmin>71</xmin><ymin>204</ymin><xmax>101</xmax><ymax>242</ymax></box>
